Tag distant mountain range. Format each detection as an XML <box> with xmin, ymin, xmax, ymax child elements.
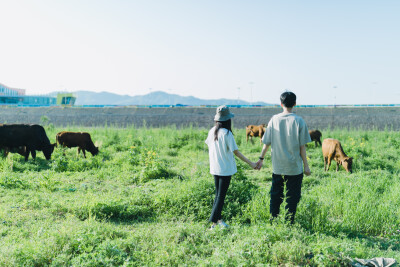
<box><xmin>53</xmin><ymin>90</ymin><xmax>272</xmax><ymax>106</ymax></box>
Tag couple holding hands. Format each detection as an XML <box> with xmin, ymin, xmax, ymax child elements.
<box><xmin>205</xmin><ymin>92</ymin><xmax>312</xmax><ymax>229</ymax></box>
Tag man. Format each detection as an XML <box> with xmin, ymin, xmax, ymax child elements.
<box><xmin>256</xmin><ymin>91</ymin><xmax>311</xmax><ymax>223</ymax></box>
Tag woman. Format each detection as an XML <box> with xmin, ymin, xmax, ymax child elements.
<box><xmin>205</xmin><ymin>105</ymin><xmax>256</xmax><ymax>229</ymax></box>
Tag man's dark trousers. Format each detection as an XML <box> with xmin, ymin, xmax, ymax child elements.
<box><xmin>270</xmin><ymin>173</ymin><xmax>303</xmax><ymax>223</ymax></box>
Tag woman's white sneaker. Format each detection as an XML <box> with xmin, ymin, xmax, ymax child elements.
<box><xmin>218</xmin><ymin>220</ymin><xmax>229</xmax><ymax>228</ymax></box>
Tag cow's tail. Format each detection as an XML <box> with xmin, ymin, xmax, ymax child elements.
<box><xmin>55</xmin><ymin>134</ymin><xmax>59</xmax><ymax>147</ymax></box>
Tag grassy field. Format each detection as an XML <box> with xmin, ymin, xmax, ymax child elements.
<box><xmin>1</xmin><ymin>124</ymin><xmax>400</xmax><ymax>266</ymax></box>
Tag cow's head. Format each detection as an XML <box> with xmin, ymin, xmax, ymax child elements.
<box><xmin>342</xmin><ymin>157</ymin><xmax>353</xmax><ymax>173</ymax></box>
<box><xmin>90</xmin><ymin>146</ymin><xmax>99</xmax><ymax>156</ymax></box>
<box><xmin>43</xmin><ymin>143</ymin><xmax>56</xmax><ymax>160</ymax></box>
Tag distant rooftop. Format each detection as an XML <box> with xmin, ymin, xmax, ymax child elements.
<box><xmin>0</xmin><ymin>83</ymin><xmax>26</xmax><ymax>96</ymax></box>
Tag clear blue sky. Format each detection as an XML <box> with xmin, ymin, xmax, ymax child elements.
<box><xmin>1</xmin><ymin>0</ymin><xmax>399</xmax><ymax>105</ymax></box>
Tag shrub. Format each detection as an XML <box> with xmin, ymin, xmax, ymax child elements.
<box><xmin>168</xmin><ymin>135</ymin><xmax>189</xmax><ymax>149</ymax></box>
<box><xmin>168</xmin><ymin>131</ymin><xmax>207</xmax><ymax>150</ymax></box>
<box><xmin>51</xmin><ymin>149</ymin><xmax>103</xmax><ymax>172</ymax></box>
<box><xmin>0</xmin><ymin>174</ymin><xmax>28</xmax><ymax>189</ymax></box>
<box><xmin>127</xmin><ymin>147</ymin><xmax>176</xmax><ymax>183</ymax></box>
<box><xmin>152</xmin><ymin>170</ymin><xmax>257</xmax><ymax>221</ymax></box>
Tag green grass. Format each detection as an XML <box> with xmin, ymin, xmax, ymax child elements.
<box><xmin>0</xmin><ymin>126</ymin><xmax>400</xmax><ymax>266</ymax></box>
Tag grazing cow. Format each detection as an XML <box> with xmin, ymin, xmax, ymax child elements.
<box><xmin>0</xmin><ymin>145</ymin><xmax>27</xmax><ymax>157</ymax></box>
<box><xmin>309</xmin><ymin>129</ymin><xmax>322</xmax><ymax>147</ymax></box>
<box><xmin>56</xmin><ymin>131</ymin><xmax>99</xmax><ymax>158</ymax></box>
<box><xmin>0</xmin><ymin>124</ymin><xmax>55</xmax><ymax>161</ymax></box>
<box><xmin>322</xmin><ymin>138</ymin><xmax>353</xmax><ymax>173</ymax></box>
<box><xmin>246</xmin><ymin>124</ymin><xmax>266</xmax><ymax>144</ymax></box>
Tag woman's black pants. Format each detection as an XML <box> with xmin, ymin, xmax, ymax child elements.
<box><xmin>209</xmin><ymin>175</ymin><xmax>231</xmax><ymax>223</ymax></box>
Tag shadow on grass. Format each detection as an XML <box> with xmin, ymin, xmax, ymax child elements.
<box><xmin>73</xmin><ymin>203</ymin><xmax>157</xmax><ymax>224</ymax></box>
<box><xmin>3</xmin><ymin>157</ymin><xmax>53</xmax><ymax>172</ymax></box>
<box><xmin>300</xmin><ymin>223</ymin><xmax>400</xmax><ymax>252</ymax></box>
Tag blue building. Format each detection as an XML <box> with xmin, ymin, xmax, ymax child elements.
<box><xmin>0</xmin><ymin>83</ymin><xmax>57</xmax><ymax>106</ymax></box>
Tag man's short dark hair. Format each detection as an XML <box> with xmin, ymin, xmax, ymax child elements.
<box><xmin>280</xmin><ymin>91</ymin><xmax>296</xmax><ymax>108</ymax></box>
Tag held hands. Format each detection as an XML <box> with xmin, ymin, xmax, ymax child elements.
<box><xmin>254</xmin><ymin>159</ymin><xmax>263</xmax><ymax>170</ymax></box>
<box><xmin>250</xmin><ymin>158</ymin><xmax>311</xmax><ymax>175</ymax></box>
<box><xmin>247</xmin><ymin>160</ymin><xmax>261</xmax><ymax>170</ymax></box>
<box><xmin>249</xmin><ymin>161</ymin><xmax>257</xmax><ymax>169</ymax></box>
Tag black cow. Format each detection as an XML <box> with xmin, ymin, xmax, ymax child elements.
<box><xmin>0</xmin><ymin>124</ymin><xmax>55</xmax><ymax>161</ymax></box>
<box><xmin>0</xmin><ymin>145</ymin><xmax>27</xmax><ymax>157</ymax></box>
<box><xmin>309</xmin><ymin>129</ymin><xmax>322</xmax><ymax>147</ymax></box>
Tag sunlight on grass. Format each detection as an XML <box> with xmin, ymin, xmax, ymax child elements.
<box><xmin>1</xmin><ymin>126</ymin><xmax>400</xmax><ymax>265</ymax></box>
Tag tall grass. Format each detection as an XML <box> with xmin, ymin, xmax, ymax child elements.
<box><xmin>0</xmin><ymin>126</ymin><xmax>399</xmax><ymax>265</ymax></box>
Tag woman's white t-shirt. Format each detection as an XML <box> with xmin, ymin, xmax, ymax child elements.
<box><xmin>205</xmin><ymin>127</ymin><xmax>239</xmax><ymax>176</ymax></box>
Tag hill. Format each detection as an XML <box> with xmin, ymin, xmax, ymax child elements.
<box><xmin>64</xmin><ymin>90</ymin><xmax>272</xmax><ymax>106</ymax></box>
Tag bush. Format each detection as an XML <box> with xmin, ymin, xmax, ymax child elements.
<box><xmin>152</xmin><ymin>171</ymin><xmax>257</xmax><ymax>221</ymax></box>
<box><xmin>127</xmin><ymin>147</ymin><xmax>176</xmax><ymax>183</ymax></box>
<box><xmin>51</xmin><ymin>148</ymin><xmax>103</xmax><ymax>172</ymax></box>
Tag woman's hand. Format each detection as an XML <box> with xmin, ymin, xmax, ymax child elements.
<box><xmin>249</xmin><ymin>161</ymin><xmax>257</xmax><ymax>169</ymax></box>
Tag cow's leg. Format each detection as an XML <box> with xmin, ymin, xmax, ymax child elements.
<box><xmin>246</xmin><ymin>135</ymin><xmax>249</xmax><ymax>143</ymax></box>
<box><xmin>31</xmin><ymin>150</ymin><xmax>36</xmax><ymax>160</ymax></box>
<box><xmin>323</xmin><ymin>157</ymin><xmax>327</xmax><ymax>171</ymax></box>
<box><xmin>24</xmin><ymin>148</ymin><xmax>31</xmax><ymax>161</ymax></box>
<box><xmin>77</xmin><ymin>147</ymin><xmax>81</xmax><ymax>156</ymax></box>
<box><xmin>336</xmin><ymin>160</ymin><xmax>340</xmax><ymax>172</ymax></box>
<box><xmin>4</xmin><ymin>148</ymin><xmax>9</xmax><ymax>157</ymax></box>
<box><xmin>82</xmin><ymin>149</ymin><xmax>86</xmax><ymax>158</ymax></box>
<box><xmin>326</xmin><ymin>157</ymin><xmax>332</xmax><ymax>171</ymax></box>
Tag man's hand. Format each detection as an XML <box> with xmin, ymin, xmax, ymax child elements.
<box><xmin>255</xmin><ymin>159</ymin><xmax>263</xmax><ymax>170</ymax></box>
<box><xmin>304</xmin><ymin>166</ymin><xmax>311</xmax><ymax>176</ymax></box>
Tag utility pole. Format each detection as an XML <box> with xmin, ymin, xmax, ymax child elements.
<box><xmin>249</xmin><ymin>82</ymin><xmax>254</xmax><ymax>105</ymax></box>
<box><xmin>333</xmin><ymin>85</ymin><xmax>337</xmax><ymax>107</ymax></box>
<box><xmin>168</xmin><ymin>88</ymin><xmax>172</xmax><ymax>106</ymax></box>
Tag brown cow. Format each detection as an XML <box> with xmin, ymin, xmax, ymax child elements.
<box><xmin>246</xmin><ymin>124</ymin><xmax>266</xmax><ymax>144</ymax></box>
<box><xmin>309</xmin><ymin>129</ymin><xmax>322</xmax><ymax>147</ymax></box>
<box><xmin>56</xmin><ymin>131</ymin><xmax>99</xmax><ymax>158</ymax></box>
<box><xmin>322</xmin><ymin>138</ymin><xmax>353</xmax><ymax>173</ymax></box>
